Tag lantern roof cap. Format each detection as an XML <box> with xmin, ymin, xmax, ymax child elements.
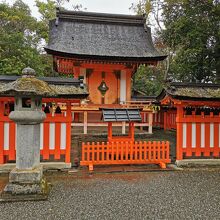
<box><xmin>22</xmin><ymin>67</ymin><xmax>36</xmax><ymax>78</ymax></box>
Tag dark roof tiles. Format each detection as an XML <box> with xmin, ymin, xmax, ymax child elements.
<box><xmin>45</xmin><ymin>9</ymin><xmax>166</xmax><ymax>61</ymax></box>
<box><xmin>102</xmin><ymin>108</ymin><xmax>142</xmax><ymax>122</ymax></box>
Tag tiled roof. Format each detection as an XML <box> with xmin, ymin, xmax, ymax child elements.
<box><xmin>45</xmin><ymin>9</ymin><xmax>166</xmax><ymax>61</ymax></box>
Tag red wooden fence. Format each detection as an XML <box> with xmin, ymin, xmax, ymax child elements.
<box><xmin>0</xmin><ymin>112</ymin><xmax>72</xmax><ymax>164</ymax></box>
<box><xmin>81</xmin><ymin>141</ymin><xmax>171</xmax><ymax>171</ymax></box>
<box><xmin>153</xmin><ymin>111</ymin><xmax>164</xmax><ymax>128</ymax></box>
<box><xmin>176</xmin><ymin>107</ymin><xmax>220</xmax><ymax>160</ymax></box>
<box><xmin>0</xmin><ymin>117</ymin><xmax>16</xmax><ymax>164</ymax></box>
<box><xmin>152</xmin><ymin>109</ymin><xmax>177</xmax><ymax>130</ymax></box>
<box><xmin>165</xmin><ymin>110</ymin><xmax>177</xmax><ymax>130</ymax></box>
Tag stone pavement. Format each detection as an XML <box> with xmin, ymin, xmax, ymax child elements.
<box><xmin>0</xmin><ymin>168</ymin><xmax>220</xmax><ymax>220</ymax></box>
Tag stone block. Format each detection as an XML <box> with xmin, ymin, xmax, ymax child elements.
<box><xmin>176</xmin><ymin>159</ymin><xmax>220</xmax><ymax>167</ymax></box>
<box><xmin>9</xmin><ymin>166</ymin><xmax>43</xmax><ymax>184</ymax></box>
<box><xmin>4</xmin><ymin>183</ymin><xmax>42</xmax><ymax>195</ymax></box>
<box><xmin>16</xmin><ymin>123</ymin><xmax>41</xmax><ymax>169</ymax></box>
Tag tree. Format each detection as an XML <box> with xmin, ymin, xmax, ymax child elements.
<box><xmin>162</xmin><ymin>0</ymin><xmax>220</xmax><ymax>83</ymax></box>
<box><xmin>131</xmin><ymin>0</ymin><xmax>220</xmax><ymax>87</ymax></box>
<box><xmin>35</xmin><ymin>0</ymin><xmax>85</xmax><ymax>42</ymax></box>
<box><xmin>130</xmin><ymin>1</ymin><xmax>168</xmax><ymax>95</ymax></box>
<box><xmin>133</xmin><ymin>65</ymin><xmax>164</xmax><ymax>96</ymax></box>
<box><xmin>0</xmin><ymin>0</ymin><xmax>52</xmax><ymax>76</ymax></box>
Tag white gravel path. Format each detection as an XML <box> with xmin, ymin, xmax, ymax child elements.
<box><xmin>0</xmin><ymin>170</ymin><xmax>220</xmax><ymax>220</ymax></box>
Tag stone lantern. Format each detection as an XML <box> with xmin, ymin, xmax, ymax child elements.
<box><xmin>1</xmin><ymin>67</ymin><xmax>56</xmax><ymax>201</ymax></box>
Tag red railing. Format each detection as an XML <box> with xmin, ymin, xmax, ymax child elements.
<box><xmin>152</xmin><ymin>110</ymin><xmax>177</xmax><ymax>130</ymax></box>
<box><xmin>0</xmin><ymin>113</ymin><xmax>72</xmax><ymax>164</ymax></box>
<box><xmin>176</xmin><ymin>108</ymin><xmax>220</xmax><ymax>160</ymax></box>
<box><xmin>153</xmin><ymin>111</ymin><xmax>164</xmax><ymax>128</ymax></box>
<box><xmin>0</xmin><ymin>117</ymin><xmax>16</xmax><ymax>164</ymax></box>
<box><xmin>165</xmin><ymin>110</ymin><xmax>177</xmax><ymax>130</ymax></box>
<box><xmin>80</xmin><ymin>141</ymin><xmax>171</xmax><ymax>171</ymax></box>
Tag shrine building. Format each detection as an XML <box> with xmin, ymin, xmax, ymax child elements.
<box><xmin>45</xmin><ymin>9</ymin><xmax>166</xmax><ymax>134</ymax></box>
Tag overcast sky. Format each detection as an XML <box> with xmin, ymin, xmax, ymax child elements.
<box><xmin>4</xmin><ymin>0</ymin><xmax>138</xmax><ymax>19</ymax></box>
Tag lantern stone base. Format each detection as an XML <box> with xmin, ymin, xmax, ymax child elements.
<box><xmin>9</xmin><ymin>166</ymin><xmax>43</xmax><ymax>184</ymax></box>
<box><xmin>0</xmin><ymin>166</ymin><xmax>50</xmax><ymax>202</ymax></box>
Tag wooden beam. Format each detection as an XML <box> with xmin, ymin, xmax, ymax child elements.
<box><xmin>108</xmin><ymin>122</ymin><xmax>112</xmax><ymax>142</ymax></box>
<box><xmin>83</xmin><ymin>111</ymin><xmax>88</xmax><ymax>134</ymax></box>
<box><xmin>148</xmin><ymin>112</ymin><xmax>153</xmax><ymax>134</ymax></box>
<box><xmin>176</xmin><ymin>105</ymin><xmax>184</xmax><ymax>160</ymax></box>
<box><xmin>122</xmin><ymin>121</ymin><xmax>126</xmax><ymax>134</ymax></box>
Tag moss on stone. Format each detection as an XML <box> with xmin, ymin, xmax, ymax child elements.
<box><xmin>171</xmin><ymin>87</ymin><xmax>220</xmax><ymax>98</ymax></box>
<box><xmin>2</xmin><ymin>77</ymin><xmax>57</xmax><ymax>96</ymax></box>
<box><xmin>50</xmin><ymin>84</ymin><xmax>88</xmax><ymax>95</ymax></box>
<box><xmin>0</xmin><ymin>78</ymin><xmax>89</xmax><ymax>97</ymax></box>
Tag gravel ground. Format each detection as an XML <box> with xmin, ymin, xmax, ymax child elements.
<box><xmin>0</xmin><ymin>169</ymin><xmax>220</xmax><ymax>220</ymax></box>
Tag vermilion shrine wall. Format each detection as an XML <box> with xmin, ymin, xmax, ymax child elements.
<box><xmin>56</xmin><ymin>58</ymin><xmax>135</xmax><ymax>105</ymax></box>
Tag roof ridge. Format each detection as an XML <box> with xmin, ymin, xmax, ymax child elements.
<box><xmin>170</xmin><ymin>82</ymin><xmax>220</xmax><ymax>88</ymax></box>
<box><xmin>56</xmin><ymin>8</ymin><xmax>146</xmax><ymax>25</ymax></box>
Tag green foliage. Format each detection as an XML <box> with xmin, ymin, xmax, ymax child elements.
<box><xmin>0</xmin><ymin>0</ymin><xmax>53</xmax><ymax>76</ymax></box>
<box><xmin>162</xmin><ymin>0</ymin><xmax>220</xmax><ymax>83</ymax></box>
<box><xmin>35</xmin><ymin>0</ymin><xmax>84</xmax><ymax>42</ymax></box>
<box><xmin>130</xmin><ymin>0</ymin><xmax>151</xmax><ymax>17</ymax></box>
<box><xmin>133</xmin><ymin>65</ymin><xmax>164</xmax><ymax>96</ymax></box>
<box><xmin>131</xmin><ymin>0</ymin><xmax>220</xmax><ymax>88</ymax></box>
<box><xmin>35</xmin><ymin>0</ymin><xmax>57</xmax><ymax>42</ymax></box>
<box><xmin>0</xmin><ymin>0</ymin><xmax>84</xmax><ymax>77</ymax></box>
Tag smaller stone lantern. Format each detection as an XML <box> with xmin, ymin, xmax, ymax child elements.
<box><xmin>1</xmin><ymin>67</ymin><xmax>56</xmax><ymax>201</ymax></box>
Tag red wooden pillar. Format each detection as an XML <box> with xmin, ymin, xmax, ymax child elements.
<box><xmin>65</xmin><ymin>102</ymin><xmax>72</xmax><ymax>163</ymax></box>
<box><xmin>164</xmin><ymin>111</ymin><xmax>167</xmax><ymax>131</ymax></box>
<box><xmin>74</xmin><ymin>112</ymin><xmax>79</xmax><ymax>122</ymax></box>
<box><xmin>176</xmin><ymin>105</ymin><xmax>184</xmax><ymax>160</ymax></box>
<box><xmin>0</xmin><ymin>101</ymin><xmax>4</xmax><ymax>164</ymax></box>
<box><xmin>74</xmin><ymin>67</ymin><xmax>80</xmax><ymax>79</ymax></box>
<box><xmin>108</xmin><ymin>122</ymin><xmax>112</xmax><ymax>142</ymax></box>
<box><xmin>129</xmin><ymin>122</ymin><xmax>135</xmax><ymax>141</ymax></box>
<box><xmin>213</xmin><ymin>113</ymin><xmax>220</xmax><ymax>156</ymax></box>
<box><xmin>0</xmin><ymin>101</ymin><xmax>4</xmax><ymax>116</ymax></box>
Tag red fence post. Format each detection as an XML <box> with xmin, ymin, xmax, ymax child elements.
<box><xmin>9</xmin><ymin>122</ymin><xmax>16</xmax><ymax>161</ymax></box>
<box><xmin>176</xmin><ymin>105</ymin><xmax>183</xmax><ymax>160</ymax></box>
<box><xmin>65</xmin><ymin>102</ymin><xmax>72</xmax><ymax>163</ymax></box>
<box><xmin>164</xmin><ymin>111</ymin><xmax>167</xmax><ymax>131</ymax></box>
<box><xmin>43</xmin><ymin>122</ymin><xmax>50</xmax><ymax>160</ymax></box>
<box><xmin>0</xmin><ymin>121</ymin><xmax>4</xmax><ymax>164</ymax></box>
<box><xmin>0</xmin><ymin>101</ymin><xmax>4</xmax><ymax>164</ymax></box>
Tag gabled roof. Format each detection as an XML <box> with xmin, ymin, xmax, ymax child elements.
<box><xmin>157</xmin><ymin>83</ymin><xmax>220</xmax><ymax>101</ymax></box>
<box><xmin>45</xmin><ymin>9</ymin><xmax>166</xmax><ymax>62</ymax></box>
<box><xmin>102</xmin><ymin>108</ymin><xmax>142</xmax><ymax>122</ymax></box>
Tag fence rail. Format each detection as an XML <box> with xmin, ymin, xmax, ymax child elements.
<box><xmin>166</xmin><ymin>110</ymin><xmax>177</xmax><ymax>130</ymax></box>
<box><xmin>0</xmin><ymin>114</ymin><xmax>72</xmax><ymax>164</ymax></box>
<box><xmin>176</xmin><ymin>109</ymin><xmax>220</xmax><ymax>160</ymax></box>
<box><xmin>81</xmin><ymin>141</ymin><xmax>171</xmax><ymax>171</ymax></box>
<box><xmin>152</xmin><ymin>110</ymin><xmax>177</xmax><ymax>130</ymax></box>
